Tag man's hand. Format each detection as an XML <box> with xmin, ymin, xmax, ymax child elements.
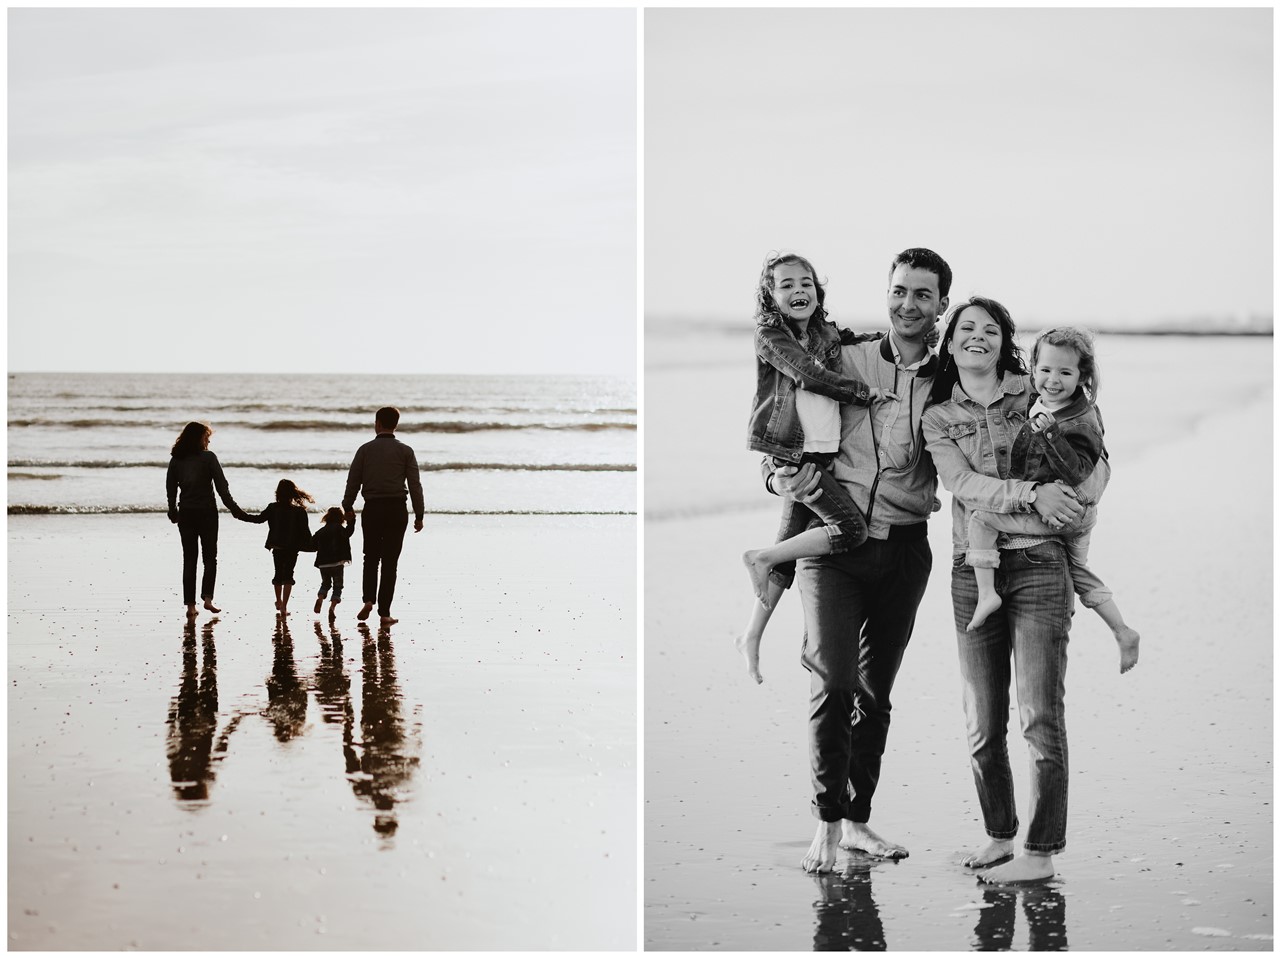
<box><xmin>414</xmin><ymin>517</ymin><xmax>423</xmax><ymax>533</ymax></box>
<box><xmin>168</xmin><ymin>509</ymin><xmax>178</xmax><ymax>524</ymax></box>
<box><xmin>1032</xmin><ymin>482</ymin><xmax>1083</xmax><ymax>529</ymax></box>
<box><xmin>344</xmin><ymin>509</ymin><xmax>356</xmax><ymax>525</ymax></box>
<box><xmin>773</xmin><ymin>461</ymin><xmax>822</xmax><ymax>504</ymax></box>
<box><xmin>869</xmin><ymin>387</ymin><xmax>900</xmax><ymax>403</ymax></box>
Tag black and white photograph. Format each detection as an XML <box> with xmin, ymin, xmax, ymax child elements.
<box><xmin>644</xmin><ymin>7</ymin><xmax>1272</xmax><ymax>951</ymax></box>
<box><xmin>8</xmin><ymin>8</ymin><xmax>636</xmax><ymax>950</ymax></box>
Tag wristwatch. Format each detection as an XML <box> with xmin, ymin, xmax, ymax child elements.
<box><xmin>1026</xmin><ymin>482</ymin><xmax>1040</xmax><ymax>512</ymax></box>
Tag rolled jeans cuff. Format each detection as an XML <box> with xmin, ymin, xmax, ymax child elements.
<box><xmin>1079</xmin><ymin>586</ymin><xmax>1112</xmax><ymax>609</ymax></box>
<box><xmin>1024</xmin><ymin>839</ymin><xmax>1066</xmax><ymax>854</ymax></box>
<box><xmin>966</xmin><ymin>548</ymin><xmax>1001</xmax><ymax>569</ymax></box>
<box><xmin>986</xmin><ymin>824</ymin><xmax>1019</xmax><ymax>840</ymax></box>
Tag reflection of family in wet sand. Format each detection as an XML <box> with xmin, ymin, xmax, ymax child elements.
<box><xmin>738</xmin><ymin>248</ymin><xmax>1142</xmax><ymax>884</ymax></box>
<box><xmin>165</xmin><ymin>406</ymin><xmax>425</xmax><ymax>626</ymax></box>
<box><xmin>165</xmin><ymin>616</ymin><xmax>421</xmax><ymax>841</ymax></box>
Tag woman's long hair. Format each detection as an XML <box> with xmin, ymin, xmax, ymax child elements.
<box><xmin>928</xmin><ymin>296</ymin><xmax>1027</xmax><ymax>406</ymax></box>
<box><xmin>171</xmin><ymin>421</ymin><xmax>211</xmax><ymax>458</ymax></box>
<box><xmin>275</xmin><ymin>479</ymin><xmax>314</xmax><ymax>507</ymax></box>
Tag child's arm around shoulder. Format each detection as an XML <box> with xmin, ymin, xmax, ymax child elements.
<box><xmin>754</xmin><ymin>324</ymin><xmax>874</xmax><ymax>406</ymax></box>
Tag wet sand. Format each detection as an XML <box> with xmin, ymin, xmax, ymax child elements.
<box><xmin>644</xmin><ymin>335</ymin><xmax>1272</xmax><ymax>950</ymax></box>
<box><xmin>9</xmin><ymin>513</ymin><xmax>635</xmax><ymax>950</ymax></box>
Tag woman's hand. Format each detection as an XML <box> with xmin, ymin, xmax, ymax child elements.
<box><xmin>1032</xmin><ymin>482</ymin><xmax>1083</xmax><ymax>528</ymax></box>
<box><xmin>869</xmin><ymin>387</ymin><xmax>900</xmax><ymax>403</ymax></box>
<box><xmin>773</xmin><ymin>462</ymin><xmax>823</xmax><ymax>504</ymax></box>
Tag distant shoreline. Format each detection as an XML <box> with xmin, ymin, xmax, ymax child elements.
<box><xmin>646</xmin><ymin>318</ymin><xmax>1274</xmax><ymax>338</ymax></box>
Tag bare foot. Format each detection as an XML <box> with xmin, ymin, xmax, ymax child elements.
<box><xmin>202</xmin><ymin>599</ymin><xmax>221</xmax><ymax>614</ymax></box>
<box><xmin>328</xmin><ymin>602</ymin><xmax>338</xmax><ymax>621</ymax></box>
<box><xmin>733</xmin><ymin>631</ymin><xmax>763</xmax><ymax>684</ymax></box>
<box><xmin>1115</xmin><ymin>626</ymin><xmax>1140</xmax><ymax>673</ymax></box>
<box><xmin>314</xmin><ymin>597</ymin><xmax>324</xmax><ymax>614</ymax></box>
<box><xmin>967</xmin><ymin>594</ymin><xmax>1003</xmax><ymax>632</ymax></box>
<box><xmin>802</xmin><ymin>821</ymin><xmax>842</xmax><ymax>873</ymax></box>
<box><xmin>379</xmin><ymin>615</ymin><xmax>398</xmax><ymax>626</ymax></box>
<box><xmin>962</xmin><ymin>838</ymin><xmax>1015</xmax><ymax>868</ymax></box>
<box><xmin>977</xmin><ymin>852</ymin><xmax>1054</xmax><ymax>883</ymax></box>
<box><xmin>185</xmin><ymin>604</ymin><xmax>199</xmax><ymax>619</ymax></box>
<box><xmin>741</xmin><ymin>550</ymin><xmax>775</xmax><ymax>606</ymax></box>
<box><xmin>357</xmin><ymin>602</ymin><xmax>374</xmax><ymax>621</ymax></box>
<box><xmin>840</xmin><ymin>821</ymin><xmax>908</xmax><ymax>859</ymax></box>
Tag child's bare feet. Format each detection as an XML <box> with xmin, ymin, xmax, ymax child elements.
<box><xmin>1115</xmin><ymin>626</ymin><xmax>1140</xmax><ymax>673</ymax></box>
<box><xmin>967</xmin><ymin>594</ymin><xmax>1003</xmax><ymax>632</ymax></box>
<box><xmin>314</xmin><ymin>597</ymin><xmax>324</xmax><ymax>614</ymax></box>
<box><xmin>733</xmin><ymin>631</ymin><xmax>763</xmax><ymax>684</ymax></box>
<box><xmin>977</xmin><ymin>851</ymin><xmax>1054</xmax><ymax>883</ymax></box>
<box><xmin>802</xmin><ymin>821</ymin><xmax>842</xmax><ymax>873</ymax></box>
<box><xmin>202</xmin><ymin>599</ymin><xmax>221</xmax><ymax>614</ymax></box>
<box><xmin>742</xmin><ymin>550</ymin><xmax>775</xmax><ymax>607</ymax></box>
<box><xmin>839</xmin><ymin>821</ymin><xmax>908</xmax><ymax>859</ymax></box>
<box><xmin>357</xmin><ymin>602</ymin><xmax>373</xmax><ymax>621</ymax></box>
<box><xmin>962</xmin><ymin>838</ymin><xmax>1015</xmax><ymax>868</ymax></box>
<box><xmin>328</xmin><ymin>600</ymin><xmax>339</xmax><ymax>621</ymax></box>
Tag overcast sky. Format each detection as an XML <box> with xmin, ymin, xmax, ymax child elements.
<box><xmin>646</xmin><ymin>7</ymin><xmax>1272</xmax><ymax>331</ymax></box>
<box><xmin>9</xmin><ymin>8</ymin><xmax>636</xmax><ymax>375</ymax></box>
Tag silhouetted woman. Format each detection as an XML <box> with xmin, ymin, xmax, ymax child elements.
<box><xmin>166</xmin><ymin>422</ymin><xmax>245</xmax><ymax>618</ymax></box>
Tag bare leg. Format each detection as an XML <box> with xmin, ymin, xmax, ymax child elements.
<box><xmin>735</xmin><ymin>578</ymin><xmax>784</xmax><ymax>684</ymax></box>
<box><xmin>802</xmin><ymin>821</ymin><xmax>842</xmax><ymax>873</ymax></box>
<box><xmin>839</xmin><ymin>821</ymin><xmax>908</xmax><ymax>859</ymax></box>
<box><xmin>978</xmin><ymin>850</ymin><xmax>1054</xmax><ymax>883</ymax></box>
<box><xmin>962</xmin><ymin>838</ymin><xmax>1015</xmax><ymax>868</ymax></box>
<box><xmin>743</xmin><ymin>527</ymin><xmax>833</xmax><ymax>605</ymax></box>
<box><xmin>273</xmin><ymin>583</ymin><xmax>283</xmax><ymax>613</ymax></box>
<box><xmin>1092</xmin><ymin>599</ymin><xmax>1139</xmax><ymax>673</ymax></box>
<box><xmin>279</xmin><ymin>584</ymin><xmax>292</xmax><ymax>615</ymax></box>
<box><xmin>967</xmin><ymin>566</ymin><xmax>1003</xmax><ymax>632</ymax></box>
<box><xmin>185</xmin><ymin>603</ymin><xmax>199</xmax><ymax>619</ymax></box>
<box><xmin>314</xmin><ymin>594</ymin><xmax>324</xmax><ymax>614</ymax></box>
<box><xmin>328</xmin><ymin>599</ymin><xmax>339</xmax><ymax>621</ymax></box>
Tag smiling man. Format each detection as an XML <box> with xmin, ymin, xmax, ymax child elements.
<box><xmin>768</xmin><ymin>247</ymin><xmax>950</xmax><ymax>872</ymax></box>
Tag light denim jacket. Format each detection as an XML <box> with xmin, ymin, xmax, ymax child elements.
<box><xmin>921</xmin><ymin>373</ymin><xmax>1042</xmax><ymax>556</ymax></box>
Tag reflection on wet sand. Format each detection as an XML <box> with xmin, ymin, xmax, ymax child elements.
<box><xmin>811</xmin><ymin>859</ymin><xmax>888</xmax><ymax>951</ymax></box>
<box><xmin>970</xmin><ymin>884</ymin><xmax>1068</xmax><ymax>951</ymax></box>
<box><xmin>163</xmin><ymin>617</ymin><xmax>421</xmax><ymax>847</ymax></box>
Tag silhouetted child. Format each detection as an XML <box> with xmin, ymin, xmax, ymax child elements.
<box><xmin>312</xmin><ymin>506</ymin><xmax>355</xmax><ymax>619</ymax></box>
<box><xmin>239</xmin><ymin>479</ymin><xmax>315</xmax><ymax>616</ymax></box>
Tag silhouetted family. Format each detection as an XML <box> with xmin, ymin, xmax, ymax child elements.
<box><xmin>166</xmin><ymin>406</ymin><xmax>425</xmax><ymax>627</ymax></box>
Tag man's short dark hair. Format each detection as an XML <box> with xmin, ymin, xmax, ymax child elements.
<box><xmin>376</xmin><ymin>406</ymin><xmax>400</xmax><ymax>430</ymax></box>
<box><xmin>889</xmin><ymin>248</ymin><xmax>953</xmax><ymax>300</ymax></box>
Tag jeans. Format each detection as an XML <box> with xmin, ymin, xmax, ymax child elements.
<box><xmin>177</xmin><ymin>508</ymin><xmax>218</xmax><ymax>605</ymax></box>
<box><xmin>361</xmin><ymin>499</ymin><xmax>409</xmax><ymax>616</ymax></box>
<box><xmin>272</xmin><ymin>549</ymin><xmax>299</xmax><ymax>586</ymax></box>
<box><xmin>797</xmin><ymin>529</ymin><xmax>932</xmax><ymax>822</ymax></box>
<box><xmin>966</xmin><ymin>505</ymin><xmax>1112</xmax><ymax>608</ymax></box>
<box><xmin>771</xmin><ymin>453</ymin><xmax>869</xmax><ymax>590</ymax></box>
<box><xmin>318</xmin><ymin>566</ymin><xmax>345</xmax><ymax>602</ymax></box>
<box><xmin>951</xmin><ymin>541</ymin><xmax>1073</xmax><ymax>853</ymax></box>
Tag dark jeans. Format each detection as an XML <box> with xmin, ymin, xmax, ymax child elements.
<box><xmin>272</xmin><ymin>549</ymin><xmax>299</xmax><ymax>586</ymax></box>
<box><xmin>361</xmin><ymin>499</ymin><xmax>409</xmax><ymax>616</ymax></box>
<box><xmin>318</xmin><ymin>566</ymin><xmax>345</xmax><ymax>602</ymax></box>
<box><xmin>797</xmin><ymin>529</ymin><xmax>932</xmax><ymax>822</ymax></box>
<box><xmin>951</xmin><ymin>541</ymin><xmax>1073</xmax><ymax>853</ymax></box>
<box><xmin>177</xmin><ymin>508</ymin><xmax>219</xmax><ymax>605</ymax></box>
<box><xmin>771</xmin><ymin>453</ymin><xmax>869</xmax><ymax>590</ymax></box>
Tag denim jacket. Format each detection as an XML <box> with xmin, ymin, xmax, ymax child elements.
<box><xmin>747</xmin><ymin>314</ymin><xmax>881</xmax><ymax>462</ymax></box>
<box><xmin>1009</xmin><ymin>388</ymin><xmax>1108</xmax><ymax>499</ymax></box>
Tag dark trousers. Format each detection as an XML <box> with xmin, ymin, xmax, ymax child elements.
<box><xmin>272</xmin><ymin>549</ymin><xmax>299</xmax><ymax>586</ymax></box>
<box><xmin>177</xmin><ymin>508</ymin><xmax>219</xmax><ymax>605</ymax></box>
<box><xmin>797</xmin><ymin>531</ymin><xmax>932</xmax><ymax>822</ymax></box>
<box><xmin>318</xmin><ymin>566</ymin><xmax>345</xmax><ymax>602</ymax></box>
<box><xmin>360</xmin><ymin>499</ymin><xmax>409</xmax><ymax>616</ymax></box>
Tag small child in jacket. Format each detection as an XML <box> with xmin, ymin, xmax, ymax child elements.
<box><xmin>239</xmin><ymin>479</ymin><xmax>315</xmax><ymax>616</ymax></box>
<box><xmin>312</xmin><ymin>506</ymin><xmax>355</xmax><ymax>619</ymax></box>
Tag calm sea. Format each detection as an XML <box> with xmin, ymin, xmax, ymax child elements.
<box><xmin>7</xmin><ymin>372</ymin><xmax>636</xmax><ymax>515</ymax></box>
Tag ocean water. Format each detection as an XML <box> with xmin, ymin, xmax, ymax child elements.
<box><xmin>7</xmin><ymin>372</ymin><xmax>636</xmax><ymax>515</ymax></box>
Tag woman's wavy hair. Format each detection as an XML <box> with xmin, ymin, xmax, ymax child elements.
<box><xmin>928</xmin><ymin>296</ymin><xmax>1028</xmax><ymax>406</ymax></box>
<box><xmin>754</xmin><ymin>251</ymin><xmax>828</xmax><ymax>327</ymax></box>
<box><xmin>170</xmin><ymin>421</ymin><xmax>211</xmax><ymax>458</ymax></box>
<box><xmin>275</xmin><ymin>479</ymin><xmax>315</xmax><ymax>507</ymax></box>
<box><xmin>1032</xmin><ymin>326</ymin><xmax>1100</xmax><ymax>400</ymax></box>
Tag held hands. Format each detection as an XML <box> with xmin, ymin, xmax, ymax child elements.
<box><xmin>773</xmin><ymin>461</ymin><xmax>823</xmax><ymax>504</ymax></box>
<box><xmin>1033</xmin><ymin>482</ymin><xmax>1083</xmax><ymax>529</ymax></box>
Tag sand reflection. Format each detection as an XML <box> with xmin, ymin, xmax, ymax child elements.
<box><xmin>810</xmin><ymin>861</ymin><xmax>887</xmax><ymax>951</ymax></box>
<box><xmin>164</xmin><ymin>617</ymin><xmax>421</xmax><ymax>846</ymax></box>
<box><xmin>970</xmin><ymin>884</ymin><xmax>1067</xmax><ymax>951</ymax></box>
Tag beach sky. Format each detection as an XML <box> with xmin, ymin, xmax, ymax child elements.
<box><xmin>645</xmin><ymin>7</ymin><xmax>1272</xmax><ymax>330</ymax></box>
<box><xmin>8</xmin><ymin>8</ymin><xmax>637</xmax><ymax>375</ymax></box>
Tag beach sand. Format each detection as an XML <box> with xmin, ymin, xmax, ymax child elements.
<box><xmin>644</xmin><ymin>335</ymin><xmax>1272</xmax><ymax>950</ymax></box>
<box><xmin>9</xmin><ymin>512</ymin><xmax>636</xmax><ymax>950</ymax></box>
